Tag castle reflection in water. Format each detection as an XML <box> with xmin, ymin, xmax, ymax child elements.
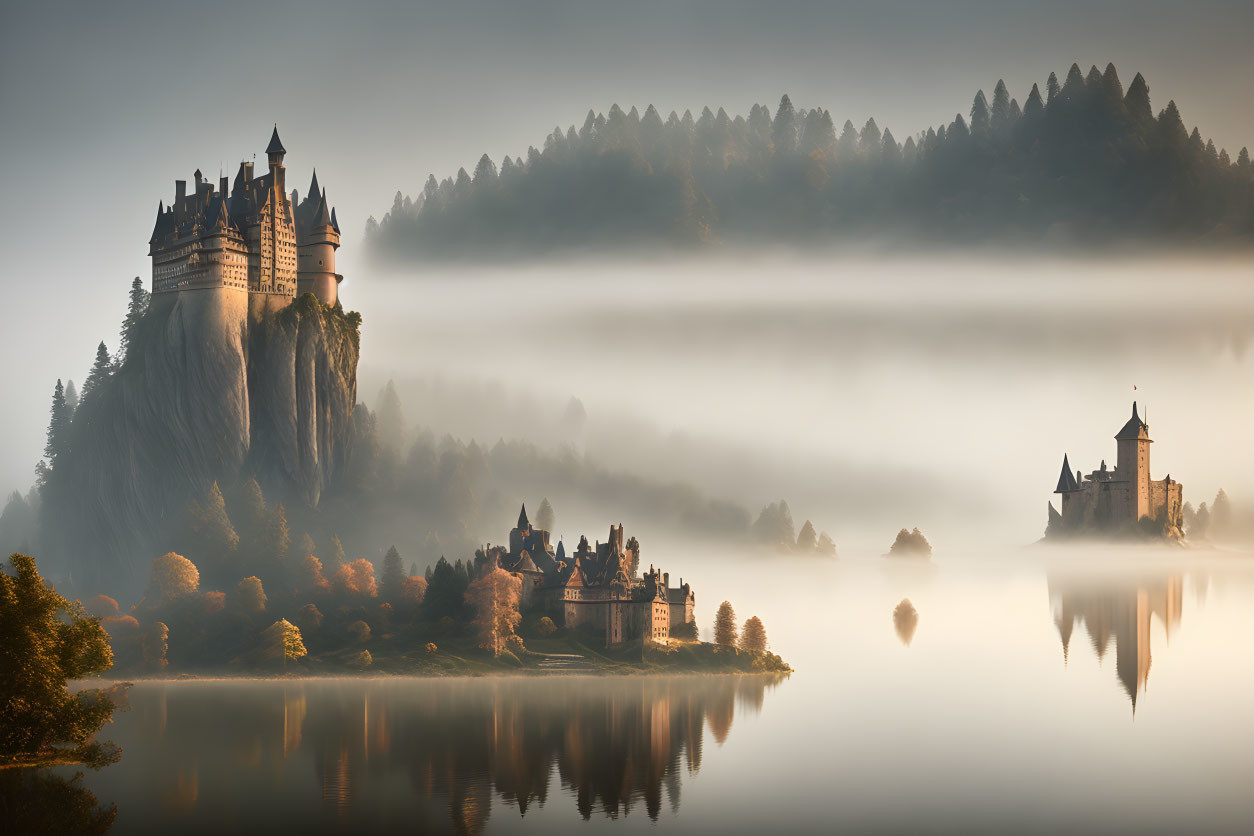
<box><xmin>124</xmin><ymin>675</ymin><xmax>784</xmax><ymax>834</ymax></box>
<box><xmin>1048</xmin><ymin>571</ymin><xmax>1187</xmax><ymax>711</ymax></box>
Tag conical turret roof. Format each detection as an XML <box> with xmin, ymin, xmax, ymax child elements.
<box><xmin>1055</xmin><ymin>454</ymin><xmax>1079</xmax><ymax>493</ymax></box>
<box><xmin>307</xmin><ymin>169</ymin><xmax>321</xmax><ymax>202</ymax></box>
<box><xmin>1115</xmin><ymin>401</ymin><xmax>1149</xmax><ymax>440</ymax></box>
<box><xmin>312</xmin><ymin>190</ymin><xmax>333</xmax><ymax>227</ymax></box>
<box><xmin>517</xmin><ymin>503</ymin><xmax>530</xmax><ymax>531</ymax></box>
<box><xmin>266</xmin><ymin>124</ymin><xmax>286</xmax><ymax>155</ymax></box>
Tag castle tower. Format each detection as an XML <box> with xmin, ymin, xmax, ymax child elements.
<box><xmin>296</xmin><ymin>168</ymin><xmax>341</xmax><ymax>305</ymax></box>
<box><xmin>1115</xmin><ymin>401</ymin><xmax>1152</xmax><ymax>522</ymax></box>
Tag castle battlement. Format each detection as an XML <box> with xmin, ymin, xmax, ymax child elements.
<box><xmin>1047</xmin><ymin>401</ymin><xmax>1184</xmax><ymax>540</ymax></box>
<box><xmin>149</xmin><ymin>126</ymin><xmax>343</xmax><ymax>306</ymax></box>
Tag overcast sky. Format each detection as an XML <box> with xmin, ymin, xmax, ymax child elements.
<box><xmin>1</xmin><ymin>0</ymin><xmax>1251</xmax><ymax>491</ymax></box>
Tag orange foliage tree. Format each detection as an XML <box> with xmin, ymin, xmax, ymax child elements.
<box><xmin>333</xmin><ymin>558</ymin><xmax>378</xmax><ymax>598</ymax></box>
<box><xmin>464</xmin><ymin>568</ymin><xmax>522</xmax><ymax>657</ymax></box>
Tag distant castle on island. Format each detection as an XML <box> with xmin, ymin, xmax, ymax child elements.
<box><xmin>149</xmin><ymin>126</ymin><xmax>343</xmax><ymax>306</ymax></box>
<box><xmin>488</xmin><ymin>505</ymin><xmax>696</xmax><ymax>646</ymax></box>
<box><xmin>1048</xmin><ymin>402</ymin><xmax>1184</xmax><ymax>540</ymax></box>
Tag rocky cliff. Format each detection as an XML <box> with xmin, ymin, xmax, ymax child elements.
<box><xmin>50</xmin><ymin>290</ymin><xmax>359</xmax><ymax>589</ymax></box>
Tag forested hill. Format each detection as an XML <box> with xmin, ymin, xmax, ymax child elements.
<box><xmin>366</xmin><ymin>63</ymin><xmax>1253</xmax><ymax>260</ymax></box>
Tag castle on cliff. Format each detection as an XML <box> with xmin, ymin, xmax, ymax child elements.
<box><xmin>489</xmin><ymin>504</ymin><xmax>696</xmax><ymax>647</ymax></box>
<box><xmin>1047</xmin><ymin>402</ymin><xmax>1184</xmax><ymax>540</ymax></box>
<box><xmin>149</xmin><ymin>126</ymin><xmax>343</xmax><ymax>306</ymax></box>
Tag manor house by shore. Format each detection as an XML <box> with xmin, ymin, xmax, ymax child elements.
<box><xmin>488</xmin><ymin>505</ymin><xmax>696</xmax><ymax>646</ymax></box>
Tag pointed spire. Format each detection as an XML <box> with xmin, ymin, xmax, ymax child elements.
<box><xmin>330</xmin><ymin>206</ymin><xmax>340</xmax><ymax>234</ymax></box>
<box><xmin>517</xmin><ymin>503</ymin><xmax>530</xmax><ymax>531</ymax></box>
<box><xmin>266</xmin><ymin>124</ymin><xmax>286</xmax><ymax>155</ymax></box>
<box><xmin>312</xmin><ymin>189</ymin><xmax>332</xmax><ymax>227</ymax></box>
<box><xmin>307</xmin><ymin>169</ymin><xmax>321</xmax><ymax>202</ymax></box>
<box><xmin>1055</xmin><ymin>454</ymin><xmax>1079</xmax><ymax>493</ymax></box>
<box><xmin>1116</xmin><ymin>401</ymin><xmax>1149</xmax><ymax>440</ymax></box>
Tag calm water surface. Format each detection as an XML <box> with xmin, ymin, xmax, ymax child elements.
<box><xmin>45</xmin><ymin>548</ymin><xmax>1254</xmax><ymax>834</ymax></box>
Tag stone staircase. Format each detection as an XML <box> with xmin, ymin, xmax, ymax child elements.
<box><xmin>535</xmin><ymin>652</ymin><xmax>594</xmax><ymax>672</ymax></box>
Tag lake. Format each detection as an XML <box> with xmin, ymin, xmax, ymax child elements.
<box><xmin>41</xmin><ymin>545</ymin><xmax>1254</xmax><ymax>835</ymax></box>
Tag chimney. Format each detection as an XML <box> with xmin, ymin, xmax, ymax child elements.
<box><xmin>664</xmin><ymin>572</ymin><xmax>669</xmax><ymax>588</ymax></box>
<box><xmin>220</xmin><ymin>176</ymin><xmax>229</xmax><ymax>195</ymax></box>
<box><xmin>175</xmin><ymin>180</ymin><xmax>186</xmax><ymax>202</ymax></box>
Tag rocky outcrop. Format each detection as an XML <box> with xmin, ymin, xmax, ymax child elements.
<box><xmin>50</xmin><ymin>290</ymin><xmax>359</xmax><ymax>590</ymax></box>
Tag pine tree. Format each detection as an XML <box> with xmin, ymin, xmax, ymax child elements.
<box><xmin>43</xmin><ymin>380</ymin><xmax>71</xmax><ymax>471</ymax></box>
<box><xmin>1046</xmin><ymin>72</ymin><xmax>1060</xmax><ymax>106</ymax></box>
<box><xmin>381</xmin><ymin>545</ymin><xmax>404</xmax><ymax>602</ymax></box>
<box><xmin>187</xmin><ymin>481</ymin><xmax>239</xmax><ymax>557</ymax></box>
<box><xmin>472</xmin><ymin>154</ymin><xmax>497</xmax><ymax>184</ymax></box>
<box><xmin>796</xmin><ymin>520</ymin><xmax>817</xmax><ymax>552</ymax></box>
<box><xmin>739</xmin><ymin>616</ymin><xmax>767</xmax><ymax>653</ymax></box>
<box><xmin>1024</xmin><ymin>84</ymin><xmax>1045</xmax><ymax>119</ymax></box>
<box><xmin>536</xmin><ymin>497</ymin><xmax>555</xmax><ymax>533</ymax></box>
<box><xmin>238</xmin><ymin>478</ymin><xmax>268</xmax><ymax>534</ymax></box>
<box><xmin>63</xmin><ymin>380</ymin><xmax>78</xmax><ymax>420</ymax></box>
<box><xmin>1125</xmin><ymin>72</ymin><xmax>1152</xmax><ymax>124</ymax></box>
<box><xmin>325</xmin><ymin>534</ymin><xmax>347</xmax><ymax>573</ymax></box>
<box><xmin>118</xmin><ymin>276</ymin><xmax>151</xmax><ymax>367</ymax></box>
<box><xmin>859</xmin><ymin>118</ymin><xmax>882</xmax><ymax>156</ymax></box>
<box><xmin>714</xmin><ymin>601</ymin><xmax>738</xmax><ymax>648</ymax></box>
<box><xmin>990</xmin><ymin>81</ymin><xmax>1011</xmax><ymax>132</ymax></box>
<box><xmin>970</xmin><ymin>90</ymin><xmax>991</xmax><ymax>133</ymax></box>
<box><xmin>1238</xmin><ymin>147</ymin><xmax>1250</xmax><ymax>171</ymax></box>
<box><xmin>772</xmin><ymin>94</ymin><xmax>797</xmax><ymax>155</ymax></box>
<box><xmin>375</xmin><ymin>380</ymin><xmax>406</xmax><ymax>450</ymax></box>
<box><xmin>1212</xmin><ymin>489</ymin><xmax>1231</xmax><ymax>535</ymax></box>
<box><xmin>78</xmin><ymin>342</ymin><xmax>113</xmax><ymax>408</ymax></box>
<box><xmin>837</xmin><ymin>119</ymin><xmax>859</xmax><ymax>160</ymax></box>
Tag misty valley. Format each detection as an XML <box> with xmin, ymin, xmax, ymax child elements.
<box><xmin>3</xmin><ymin>10</ymin><xmax>1254</xmax><ymax>834</ymax></box>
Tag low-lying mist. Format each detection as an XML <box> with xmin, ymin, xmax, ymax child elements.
<box><xmin>354</xmin><ymin>251</ymin><xmax>1254</xmax><ymax>555</ymax></box>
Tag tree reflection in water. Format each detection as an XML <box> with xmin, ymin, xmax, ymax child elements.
<box><xmin>0</xmin><ymin>767</ymin><xmax>117</xmax><ymax>834</ymax></box>
<box><xmin>99</xmin><ymin>675</ymin><xmax>785</xmax><ymax>835</ymax></box>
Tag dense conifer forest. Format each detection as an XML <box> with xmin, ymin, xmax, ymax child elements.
<box><xmin>367</xmin><ymin>64</ymin><xmax>1253</xmax><ymax>259</ymax></box>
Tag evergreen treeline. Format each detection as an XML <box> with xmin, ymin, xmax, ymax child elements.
<box><xmin>367</xmin><ymin>64</ymin><xmax>1253</xmax><ymax>258</ymax></box>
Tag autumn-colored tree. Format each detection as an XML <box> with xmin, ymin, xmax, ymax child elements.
<box><xmin>262</xmin><ymin>619</ymin><xmax>307</xmax><ymax>666</ymax></box>
<box><xmin>142</xmin><ymin>622</ymin><xmax>169</xmax><ymax>670</ymax></box>
<box><xmin>203</xmin><ymin>591</ymin><xmax>226</xmax><ymax>614</ymax></box>
<box><xmin>535</xmin><ymin>616</ymin><xmax>557</xmax><ymax>637</ymax></box>
<box><xmin>296</xmin><ymin>603</ymin><xmax>324</xmax><ymax>633</ymax></box>
<box><xmin>740</xmin><ymin>616</ymin><xmax>767</xmax><ymax>652</ymax></box>
<box><xmin>84</xmin><ymin>595</ymin><xmax>119</xmax><ymax>619</ymax></box>
<box><xmin>333</xmin><ymin>558</ymin><xmax>378</xmax><ymax>598</ymax></box>
<box><xmin>0</xmin><ymin>554</ymin><xmax>117</xmax><ymax>764</ymax></box>
<box><xmin>144</xmin><ymin>552</ymin><xmax>200</xmax><ymax>608</ymax></box>
<box><xmin>299</xmin><ymin>554</ymin><xmax>330</xmax><ymax>594</ymax></box>
<box><xmin>714</xmin><ymin>601</ymin><xmax>738</xmax><ymax>648</ymax></box>
<box><xmin>349</xmin><ymin>649</ymin><xmax>373</xmax><ymax>669</ymax></box>
<box><xmin>464</xmin><ymin>568</ymin><xmax>523</xmax><ymax>657</ymax></box>
<box><xmin>401</xmin><ymin>576</ymin><xmax>428</xmax><ymax>605</ymax></box>
<box><xmin>347</xmin><ymin>620</ymin><xmax>372</xmax><ymax>643</ymax></box>
<box><xmin>235</xmin><ymin>576</ymin><xmax>267</xmax><ymax>615</ymax></box>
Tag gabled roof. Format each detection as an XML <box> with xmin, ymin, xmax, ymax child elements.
<box><xmin>266</xmin><ymin>124</ymin><xmax>286</xmax><ymax>155</ymax></box>
<box><xmin>1115</xmin><ymin>401</ymin><xmax>1148</xmax><ymax>440</ymax></box>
